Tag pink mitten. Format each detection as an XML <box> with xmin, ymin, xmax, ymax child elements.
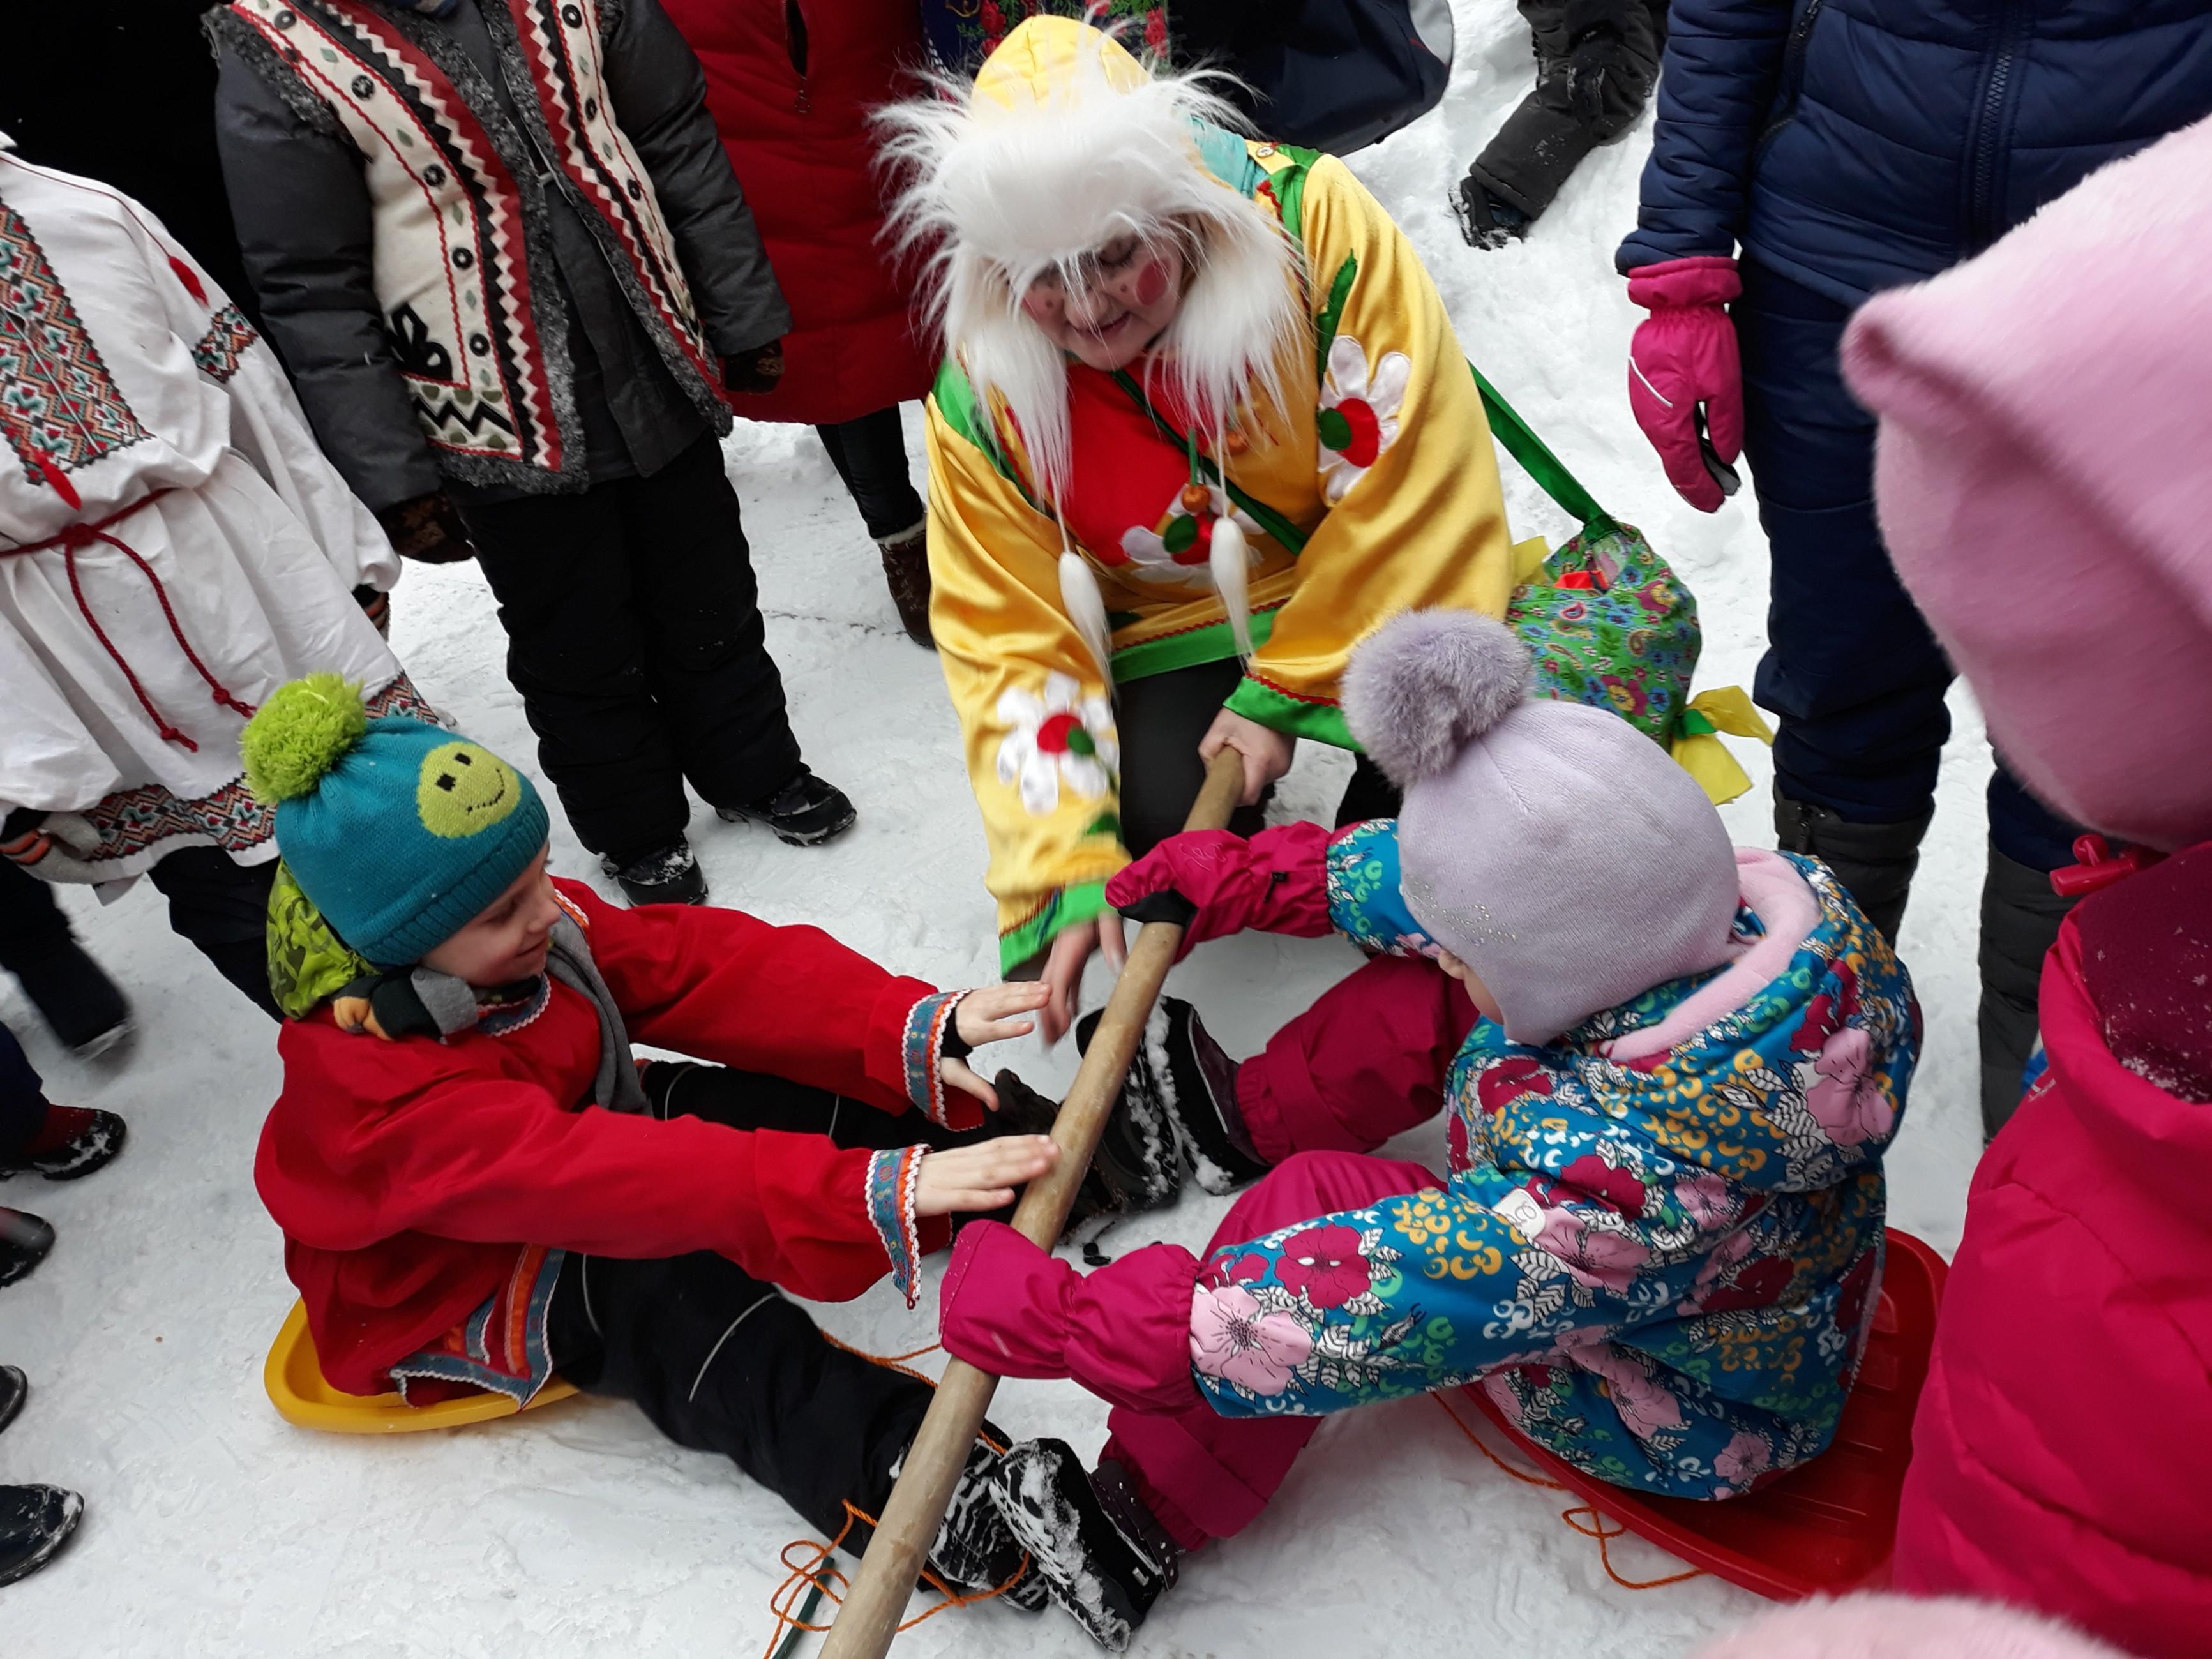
<box><xmin>1104</xmin><ymin>821</ymin><xmax>1332</xmax><ymax>961</ymax></box>
<box><xmin>939</xmin><ymin>1222</ymin><xmax>1204</xmax><ymax>1413</ymax></box>
<box><xmin>1626</xmin><ymin>255</ymin><xmax>1743</xmax><ymax>513</ymax></box>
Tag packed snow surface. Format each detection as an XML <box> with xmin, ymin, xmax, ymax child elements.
<box><xmin>3</xmin><ymin>4</ymin><xmax>1997</xmax><ymax>1650</ymax></box>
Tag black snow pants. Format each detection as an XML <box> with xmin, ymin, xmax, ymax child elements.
<box><xmin>1467</xmin><ymin>0</ymin><xmax>1669</xmax><ymax>221</ymax></box>
<box><xmin>544</xmin><ymin>1061</ymin><xmax>993</xmax><ymax>1544</ymax></box>
<box><xmin>461</xmin><ymin>434</ymin><xmax>803</xmax><ymax>867</ymax></box>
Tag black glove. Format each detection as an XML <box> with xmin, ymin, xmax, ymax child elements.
<box><xmin>375</xmin><ymin>490</ymin><xmax>476</xmax><ymax>565</ymax></box>
<box><xmin>721</xmin><ymin>338</ymin><xmax>785</xmax><ymax>396</ymax></box>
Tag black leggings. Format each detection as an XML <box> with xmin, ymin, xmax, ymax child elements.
<box><xmin>544</xmin><ymin>1062</ymin><xmax>995</xmax><ymax>1544</ymax></box>
<box><xmin>816</xmin><ymin>407</ymin><xmax>926</xmax><ymax>545</ymax></box>
<box><xmin>1115</xmin><ymin>658</ymin><xmax>1401</xmax><ymax>857</ymax></box>
<box><xmin>0</xmin><ymin>849</ymin><xmax>276</xmax><ymax>1021</ymax></box>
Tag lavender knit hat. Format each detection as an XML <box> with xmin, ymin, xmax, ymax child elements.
<box><xmin>1343</xmin><ymin>611</ymin><xmax>1742</xmax><ymax>1044</ymax></box>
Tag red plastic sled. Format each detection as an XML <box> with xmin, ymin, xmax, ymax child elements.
<box><xmin>1470</xmin><ymin>1227</ymin><xmax>1949</xmax><ymax>1601</ymax></box>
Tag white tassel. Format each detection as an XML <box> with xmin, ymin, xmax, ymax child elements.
<box><xmin>1209</xmin><ymin>516</ymin><xmax>1254</xmax><ymax>659</ymax></box>
<box><xmin>1059</xmin><ymin>550</ymin><xmax>1115</xmax><ymax>692</ymax></box>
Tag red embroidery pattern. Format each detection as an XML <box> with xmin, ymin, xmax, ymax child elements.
<box><xmin>0</xmin><ymin>199</ymin><xmax>152</xmax><ymax>484</ymax></box>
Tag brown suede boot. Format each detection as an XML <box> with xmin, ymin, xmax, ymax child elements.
<box><xmin>878</xmin><ymin>526</ymin><xmax>933</xmax><ymax>647</ymax></box>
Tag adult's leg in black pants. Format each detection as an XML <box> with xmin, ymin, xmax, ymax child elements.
<box><xmin>462</xmin><ymin>483</ymin><xmax>696</xmax><ymax>866</ymax></box>
<box><xmin>621</xmin><ymin>436</ymin><xmax>804</xmax><ymax>814</ymax></box>
<box><xmin>818</xmin><ymin>407</ymin><xmax>935</xmax><ymax>645</ymax></box>
<box><xmin>1116</xmin><ymin>659</ymin><xmax>1268</xmax><ymax>856</ymax></box>
<box><xmin>0</xmin><ymin>861</ymin><xmax>130</xmax><ymax>1050</ymax></box>
<box><xmin>1736</xmin><ymin>259</ymin><xmax>1953</xmax><ymax>940</ymax></box>
<box><xmin>1977</xmin><ymin>765</ymin><xmax>2086</xmax><ymax>1141</ymax></box>
<box><xmin>1117</xmin><ymin>660</ymin><xmax>1400</xmax><ymax>851</ymax></box>
<box><xmin>815</xmin><ymin>408</ymin><xmax>926</xmax><ymax>544</ymax></box>
<box><xmin>144</xmin><ymin>848</ymin><xmax>278</xmax><ymax>1021</ymax></box>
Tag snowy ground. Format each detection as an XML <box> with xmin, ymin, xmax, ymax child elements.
<box><xmin>3</xmin><ymin>6</ymin><xmax>1998</xmax><ymax>1652</ymax></box>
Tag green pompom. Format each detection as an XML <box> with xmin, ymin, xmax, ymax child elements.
<box><xmin>241</xmin><ymin>673</ymin><xmax>370</xmax><ymax>803</ymax></box>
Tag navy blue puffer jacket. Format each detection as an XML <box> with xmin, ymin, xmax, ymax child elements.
<box><xmin>1618</xmin><ymin>0</ymin><xmax>2212</xmax><ymax>302</ymax></box>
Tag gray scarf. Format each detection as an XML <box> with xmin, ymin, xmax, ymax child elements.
<box><xmin>404</xmin><ymin>914</ymin><xmax>649</xmax><ymax>1115</ymax></box>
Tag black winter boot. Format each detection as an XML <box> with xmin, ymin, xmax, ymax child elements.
<box><xmin>1978</xmin><ymin>843</ymin><xmax>2079</xmax><ymax>1141</ymax></box>
<box><xmin>1072</xmin><ymin>1009</ymin><xmax>1181</xmax><ymax>1212</ymax></box>
<box><xmin>600</xmin><ymin>839</ymin><xmax>708</xmax><ymax>906</ymax></box>
<box><xmin>0</xmin><ymin>1484</ymin><xmax>81</xmax><ymax>1586</ymax></box>
<box><xmin>0</xmin><ymin>1106</ymin><xmax>127</xmax><ymax>1182</ymax></box>
<box><xmin>0</xmin><ymin>1210</ymin><xmax>54</xmax><ymax>1289</ymax></box>
<box><xmin>717</xmin><ymin>766</ymin><xmax>857</xmax><ymax>848</ymax></box>
<box><xmin>982</xmin><ymin>1070</ymin><xmax>1126</xmax><ymax>1240</ymax></box>
<box><xmin>924</xmin><ymin>1433</ymin><xmax>1050</xmax><ymax>1610</ymax></box>
<box><xmin>1083</xmin><ymin>998</ymin><xmax>1267</xmax><ymax>1197</ymax></box>
<box><xmin>1775</xmin><ymin>788</ymin><xmax>1934</xmax><ymax>943</ymax></box>
<box><xmin>989</xmin><ymin>1439</ymin><xmax>1177</xmax><ymax>1651</ymax></box>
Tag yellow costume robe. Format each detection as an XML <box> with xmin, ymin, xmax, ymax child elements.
<box><xmin>926</xmin><ymin>133</ymin><xmax>1516</xmax><ymax>971</ymax></box>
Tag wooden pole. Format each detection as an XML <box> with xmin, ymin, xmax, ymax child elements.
<box><xmin>819</xmin><ymin>746</ymin><xmax>1248</xmax><ymax>1659</ymax></box>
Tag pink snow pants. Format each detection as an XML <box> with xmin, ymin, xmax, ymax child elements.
<box><xmin>1105</xmin><ymin>954</ymin><xmax>1478</xmax><ymax>1550</ymax></box>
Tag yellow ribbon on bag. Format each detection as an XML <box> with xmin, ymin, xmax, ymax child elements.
<box><xmin>1671</xmin><ymin>685</ymin><xmax>1775</xmax><ymax>806</ymax></box>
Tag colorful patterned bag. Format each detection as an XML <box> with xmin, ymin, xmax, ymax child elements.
<box><xmin>1475</xmin><ymin>367</ymin><xmax>1770</xmax><ymax>804</ymax></box>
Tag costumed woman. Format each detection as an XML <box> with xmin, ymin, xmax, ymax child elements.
<box><xmin>0</xmin><ymin>138</ymin><xmax>411</xmax><ymax>1021</ymax></box>
<box><xmin>882</xmin><ymin>17</ymin><xmax>1517</xmax><ymax>1038</ymax></box>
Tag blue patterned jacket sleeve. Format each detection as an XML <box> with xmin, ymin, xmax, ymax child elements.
<box><xmin>1323</xmin><ymin>819</ymin><xmax>1441</xmax><ymax>959</ymax></box>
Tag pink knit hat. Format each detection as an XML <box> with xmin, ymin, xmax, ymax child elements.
<box><xmin>1343</xmin><ymin>610</ymin><xmax>1741</xmax><ymax>1044</ymax></box>
<box><xmin>1692</xmin><ymin>1593</ymin><xmax>2130</xmax><ymax>1659</ymax></box>
<box><xmin>1841</xmin><ymin>116</ymin><xmax>2212</xmax><ymax>852</ymax></box>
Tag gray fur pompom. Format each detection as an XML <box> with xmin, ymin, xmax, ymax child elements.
<box><xmin>1342</xmin><ymin>610</ymin><xmax>1533</xmax><ymax>786</ymax></box>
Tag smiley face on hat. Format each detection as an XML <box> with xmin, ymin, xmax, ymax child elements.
<box><xmin>415</xmin><ymin>740</ymin><xmax>524</xmax><ymax>839</ymax></box>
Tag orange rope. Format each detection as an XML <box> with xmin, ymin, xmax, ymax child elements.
<box><xmin>1559</xmin><ymin>1507</ymin><xmax>1708</xmax><ymax>1591</ymax></box>
<box><xmin>757</xmin><ymin>1334</ymin><xmax>1026</xmax><ymax>1656</ymax></box>
<box><xmin>760</xmin><ymin>1498</ymin><xmax>1033</xmax><ymax>1659</ymax></box>
<box><xmin>1433</xmin><ymin>1393</ymin><xmax>1705</xmax><ymax>1592</ymax></box>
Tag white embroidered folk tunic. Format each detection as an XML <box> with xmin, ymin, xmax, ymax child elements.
<box><xmin>0</xmin><ymin>141</ymin><xmax>418</xmax><ymax>885</ymax></box>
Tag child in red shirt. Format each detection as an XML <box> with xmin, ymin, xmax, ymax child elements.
<box><xmin>242</xmin><ymin>675</ymin><xmax>1058</xmax><ymax>1598</ymax></box>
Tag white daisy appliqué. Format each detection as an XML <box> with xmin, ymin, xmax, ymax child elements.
<box><xmin>1117</xmin><ymin>484</ymin><xmax>1263</xmax><ymax>585</ymax></box>
<box><xmin>995</xmin><ymin>672</ymin><xmax>1118</xmax><ymax>816</ymax></box>
<box><xmin>1316</xmin><ymin>334</ymin><xmax>1410</xmax><ymax>504</ymax></box>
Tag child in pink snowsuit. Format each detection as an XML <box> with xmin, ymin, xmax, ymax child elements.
<box><xmin>940</xmin><ymin>610</ymin><xmax>1918</xmax><ymax>1650</ymax></box>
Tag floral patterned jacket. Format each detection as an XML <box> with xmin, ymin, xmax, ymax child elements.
<box><xmin>1191</xmin><ymin>822</ymin><xmax>1918</xmax><ymax>1500</ymax></box>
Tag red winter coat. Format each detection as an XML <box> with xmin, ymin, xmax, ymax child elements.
<box><xmin>257</xmin><ymin>880</ymin><xmax>955</xmax><ymax>1396</ymax></box>
<box><xmin>1893</xmin><ymin>845</ymin><xmax>2212</xmax><ymax>1657</ymax></box>
<box><xmin>659</xmin><ymin>0</ymin><xmax>933</xmax><ymax>426</ymax></box>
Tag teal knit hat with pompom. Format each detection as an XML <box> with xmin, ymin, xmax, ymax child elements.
<box><xmin>241</xmin><ymin>674</ymin><xmax>549</xmax><ymax>967</ymax></box>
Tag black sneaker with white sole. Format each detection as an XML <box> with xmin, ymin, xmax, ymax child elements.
<box><xmin>716</xmin><ymin>767</ymin><xmax>856</xmax><ymax>847</ymax></box>
<box><xmin>922</xmin><ymin>1433</ymin><xmax>1050</xmax><ymax>1611</ymax></box>
<box><xmin>601</xmin><ymin>840</ymin><xmax>708</xmax><ymax>906</ymax></box>
<box><xmin>988</xmin><ymin>1439</ymin><xmax>1177</xmax><ymax>1651</ymax></box>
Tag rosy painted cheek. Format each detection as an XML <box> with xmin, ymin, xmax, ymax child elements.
<box><xmin>1019</xmin><ymin>289</ymin><xmax>1062</xmax><ymax>326</ymax></box>
<box><xmin>1133</xmin><ymin>258</ymin><xmax>1168</xmax><ymax>307</ymax></box>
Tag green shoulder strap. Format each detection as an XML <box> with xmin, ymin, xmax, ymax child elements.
<box><xmin>1168</xmin><ymin>133</ymin><xmax>1616</xmax><ymax>541</ymax></box>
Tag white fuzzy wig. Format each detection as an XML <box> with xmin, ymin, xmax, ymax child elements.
<box><xmin>877</xmin><ymin>18</ymin><xmax>1305</xmax><ymax>510</ymax></box>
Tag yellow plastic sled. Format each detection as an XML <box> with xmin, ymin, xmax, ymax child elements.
<box><xmin>264</xmin><ymin>1299</ymin><xmax>577</xmax><ymax>1434</ymax></box>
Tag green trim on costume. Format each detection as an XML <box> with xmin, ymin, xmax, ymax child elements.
<box><xmin>1225</xmin><ymin>677</ymin><xmax>1357</xmax><ymax>749</ymax></box>
<box><xmin>1314</xmin><ymin>254</ymin><xmax>1357</xmax><ymax>382</ymax></box>
<box><xmin>1110</xmin><ymin>606</ymin><xmax>1281</xmax><ymax>684</ymax></box>
<box><xmin>999</xmin><ymin>880</ymin><xmax>1112</xmax><ymax>975</ymax></box>
<box><xmin>933</xmin><ymin>357</ymin><xmax>1049</xmax><ymax>515</ymax></box>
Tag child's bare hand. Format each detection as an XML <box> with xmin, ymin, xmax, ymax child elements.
<box><xmin>956</xmin><ymin>982</ymin><xmax>1051</xmax><ymax>1047</ymax></box>
<box><xmin>941</xmin><ymin>983</ymin><xmax>1052</xmax><ymax>1109</ymax></box>
<box><xmin>914</xmin><ymin>1136</ymin><xmax>1059</xmax><ymax>1217</ymax></box>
